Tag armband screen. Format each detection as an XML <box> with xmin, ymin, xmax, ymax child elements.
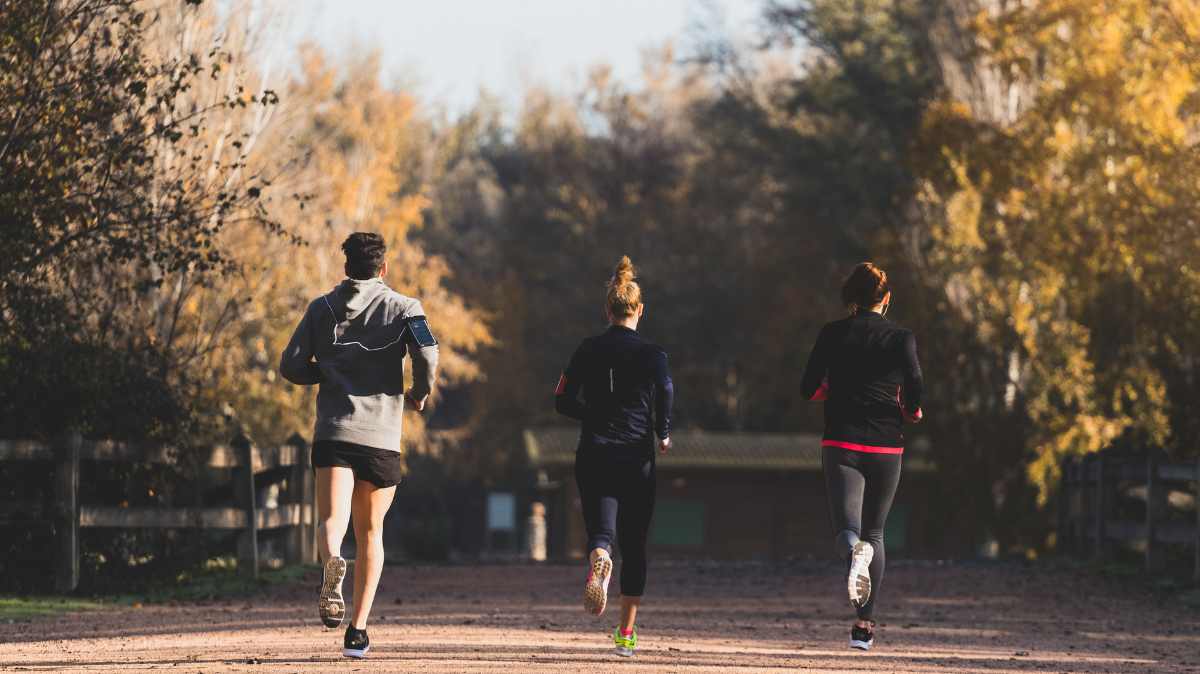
<box><xmin>406</xmin><ymin>317</ymin><xmax>438</xmax><ymax>347</ymax></box>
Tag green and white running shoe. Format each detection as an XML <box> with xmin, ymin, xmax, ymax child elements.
<box><xmin>613</xmin><ymin>627</ymin><xmax>638</xmax><ymax>658</ymax></box>
<box><xmin>319</xmin><ymin>556</ymin><xmax>348</xmax><ymax>628</ymax></box>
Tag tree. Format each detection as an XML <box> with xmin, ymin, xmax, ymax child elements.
<box><xmin>0</xmin><ymin>0</ymin><xmax>283</xmax><ymax>439</ymax></box>
<box><xmin>915</xmin><ymin>0</ymin><xmax>1200</xmax><ymax>518</ymax></box>
<box><xmin>197</xmin><ymin>45</ymin><xmax>492</xmax><ymax>452</ymax></box>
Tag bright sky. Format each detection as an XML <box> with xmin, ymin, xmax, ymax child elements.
<box><xmin>277</xmin><ymin>0</ymin><xmax>765</xmax><ymax>112</ymax></box>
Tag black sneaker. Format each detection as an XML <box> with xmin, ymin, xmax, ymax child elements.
<box><xmin>849</xmin><ymin>622</ymin><xmax>874</xmax><ymax>651</ymax></box>
<box><xmin>343</xmin><ymin>625</ymin><xmax>370</xmax><ymax>659</ymax></box>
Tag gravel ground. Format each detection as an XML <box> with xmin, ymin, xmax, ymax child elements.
<box><xmin>2</xmin><ymin>560</ymin><xmax>1197</xmax><ymax>673</ymax></box>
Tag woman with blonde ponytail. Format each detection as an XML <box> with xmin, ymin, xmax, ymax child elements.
<box><xmin>555</xmin><ymin>255</ymin><xmax>674</xmax><ymax>659</ymax></box>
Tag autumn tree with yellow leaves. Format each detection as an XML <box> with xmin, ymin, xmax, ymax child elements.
<box><xmin>914</xmin><ymin>0</ymin><xmax>1200</xmax><ymax>516</ymax></box>
<box><xmin>686</xmin><ymin>0</ymin><xmax>1200</xmax><ymax>551</ymax></box>
<box><xmin>209</xmin><ymin>44</ymin><xmax>492</xmax><ymax>451</ymax></box>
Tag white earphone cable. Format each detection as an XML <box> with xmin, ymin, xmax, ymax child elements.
<box><xmin>323</xmin><ymin>295</ymin><xmax>407</xmax><ymax>352</ymax></box>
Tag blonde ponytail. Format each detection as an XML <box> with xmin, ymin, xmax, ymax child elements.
<box><xmin>606</xmin><ymin>255</ymin><xmax>643</xmax><ymax>319</ymax></box>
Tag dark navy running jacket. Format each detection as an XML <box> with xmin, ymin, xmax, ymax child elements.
<box><xmin>555</xmin><ymin>325</ymin><xmax>674</xmax><ymax>459</ymax></box>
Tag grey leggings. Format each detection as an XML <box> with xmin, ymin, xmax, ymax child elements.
<box><xmin>822</xmin><ymin>445</ymin><xmax>902</xmax><ymax>621</ymax></box>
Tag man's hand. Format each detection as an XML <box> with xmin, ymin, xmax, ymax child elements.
<box><xmin>905</xmin><ymin>407</ymin><xmax>923</xmax><ymax>424</ymax></box>
<box><xmin>405</xmin><ymin>390</ymin><xmax>427</xmax><ymax>412</ymax></box>
<box><xmin>659</xmin><ymin>436</ymin><xmax>672</xmax><ymax>455</ymax></box>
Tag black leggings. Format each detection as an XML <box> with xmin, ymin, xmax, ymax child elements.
<box><xmin>822</xmin><ymin>446</ymin><xmax>902</xmax><ymax>621</ymax></box>
<box><xmin>574</xmin><ymin>451</ymin><xmax>656</xmax><ymax>597</ymax></box>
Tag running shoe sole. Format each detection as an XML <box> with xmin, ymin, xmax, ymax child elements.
<box><xmin>614</xmin><ymin>646</ymin><xmax>635</xmax><ymax>658</ymax></box>
<box><xmin>583</xmin><ymin>554</ymin><xmax>613</xmax><ymax>616</ymax></box>
<box><xmin>320</xmin><ymin>556</ymin><xmax>348</xmax><ymax>628</ymax></box>
<box><xmin>343</xmin><ymin>645</ymin><xmax>369</xmax><ymax>659</ymax></box>
<box><xmin>850</xmin><ymin>637</ymin><xmax>873</xmax><ymax>651</ymax></box>
<box><xmin>848</xmin><ymin>541</ymin><xmax>874</xmax><ymax>609</ymax></box>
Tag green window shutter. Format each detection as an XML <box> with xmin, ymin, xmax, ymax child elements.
<box><xmin>650</xmin><ymin>499</ymin><xmax>705</xmax><ymax>546</ymax></box>
<box><xmin>885</xmin><ymin>503</ymin><xmax>909</xmax><ymax>552</ymax></box>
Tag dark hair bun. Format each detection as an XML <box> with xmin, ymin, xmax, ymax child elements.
<box><xmin>841</xmin><ymin>262</ymin><xmax>889</xmax><ymax>311</ymax></box>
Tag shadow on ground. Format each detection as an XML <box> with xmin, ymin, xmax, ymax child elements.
<box><xmin>2</xmin><ymin>561</ymin><xmax>1196</xmax><ymax>673</ymax></box>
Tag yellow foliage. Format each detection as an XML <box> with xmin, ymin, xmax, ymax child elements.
<box><xmin>141</xmin><ymin>5</ymin><xmax>492</xmax><ymax>451</ymax></box>
<box><xmin>917</xmin><ymin>0</ymin><xmax>1200</xmax><ymax>502</ymax></box>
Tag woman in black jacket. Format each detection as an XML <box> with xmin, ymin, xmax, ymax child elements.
<box><xmin>801</xmin><ymin>262</ymin><xmax>925</xmax><ymax>652</ymax></box>
<box><xmin>555</xmin><ymin>256</ymin><xmax>674</xmax><ymax>658</ymax></box>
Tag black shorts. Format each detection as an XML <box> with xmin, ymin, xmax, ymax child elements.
<box><xmin>311</xmin><ymin>440</ymin><xmax>403</xmax><ymax>488</ymax></box>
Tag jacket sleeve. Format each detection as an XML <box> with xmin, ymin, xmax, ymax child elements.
<box><xmin>554</xmin><ymin>343</ymin><xmax>587</xmax><ymax>421</ymax></box>
<box><xmin>279</xmin><ymin>302</ymin><xmax>322</xmax><ymax>386</ymax></box>
<box><xmin>653</xmin><ymin>348</ymin><xmax>674</xmax><ymax>440</ymax></box>
<box><xmin>800</xmin><ymin>324</ymin><xmax>831</xmax><ymax>401</ymax></box>
<box><xmin>404</xmin><ymin>301</ymin><xmax>439</xmax><ymax>400</ymax></box>
<box><xmin>900</xmin><ymin>330</ymin><xmax>924</xmax><ymax>416</ymax></box>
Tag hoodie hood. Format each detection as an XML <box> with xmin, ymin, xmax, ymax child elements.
<box><xmin>279</xmin><ymin>277</ymin><xmax>440</xmax><ymax>453</ymax></box>
<box><xmin>329</xmin><ymin>277</ymin><xmax>387</xmax><ymax>321</ymax></box>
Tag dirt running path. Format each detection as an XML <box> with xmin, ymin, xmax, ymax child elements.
<box><xmin>2</xmin><ymin>561</ymin><xmax>1197</xmax><ymax>673</ymax></box>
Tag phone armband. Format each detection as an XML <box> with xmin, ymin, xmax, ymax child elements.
<box><xmin>405</xmin><ymin>316</ymin><xmax>438</xmax><ymax>347</ymax></box>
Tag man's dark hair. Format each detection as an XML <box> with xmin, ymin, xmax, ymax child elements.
<box><xmin>342</xmin><ymin>232</ymin><xmax>387</xmax><ymax>280</ymax></box>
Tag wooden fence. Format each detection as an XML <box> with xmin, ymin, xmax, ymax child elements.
<box><xmin>1059</xmin><ymin>451</ymin><xmax>1200</xmax><ymax>581</ymax></box>
<box><xmin>0</xmin><ymin>432</ymin><xmax>316</xmax><ymax>592</ymax></box>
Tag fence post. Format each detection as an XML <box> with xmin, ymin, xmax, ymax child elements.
<box><xmin>1145</xmin><ymin>452</ymin><xmax>1161</xmax><ymax>572</ymax></box>
<box><xmin>283</xmin><ymin>433</ymin><xmax>311</xmax><ymax>565</ymax></box>
<box><xmin>1080</xmin><ymin>458</ymin><xmax>1089</xmax><ymax>554</ymax></box>
<box><xmin>1057</xmin><ymin>458</ymin><xmax>1070</xmax><ymax>555</ymax></box>
<box><xmin>1194</xmin><ymin>457</ymin><xmax>1199</xmax><ymax>583</ymax></box>
<box><xmin>54</xmin><ymin>432</ymin><xmax>82</xmax><ymax>592</ymax></box>
<box><xmin>1061</xmin><ymin>459</ymin><xmax>1072</xmax><ymax>553</ymax></box>
<box><xmin>303</xmin><ymin>437</ymin><xmax>317</xmax><ymax>565</ymax></box>
<box><xmin>1093</xmin><ymin>453</ymin><xmax>1107</xmax><ymax>561</ymax></box>
<box><xmin>233</xmin><ymin>432</ymin><xmax>259</xmax><ymax>579</ymax></box>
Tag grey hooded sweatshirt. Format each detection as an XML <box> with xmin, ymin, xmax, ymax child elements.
<box><xmin>279</xmin><ymin>277</ymin><xmax>439</xmax><ymax>452</ymax></box>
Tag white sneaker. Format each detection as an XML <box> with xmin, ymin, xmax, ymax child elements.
<box><xmin>319</xmin><ymin>556</ymin><xmax>348</xmax><ymax>628</ymax></box>
<box><xmin>847</xmin><ymin>541</ymin><xmax>874</xmax><ymax>608</ymax></box>
<box><xmin>583</xmin><ymin>551</ymin><xmax>613</xmax><ymax>616</ymax></box>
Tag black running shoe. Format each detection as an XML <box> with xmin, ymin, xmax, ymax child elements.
<box><xmin>343</xmin><ymin>625</ymin><xmax>370</xmax><ymax>659</ymax></box>
<box><xmin>849</xmin><ymin>622</ymin><xmax>874</xmax><ymax>651</ymax></box>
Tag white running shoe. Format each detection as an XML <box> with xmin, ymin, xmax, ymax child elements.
<box><xmin>847</xmin><ymin>541</ymin><xmax>874</xmax><ymax>609</ymax></box>
<box><xmin>319</xmin><ymin>556</ymin><xmax>348</xmax><ymax>628</ymax></box>
<box><xmin>583</xmin><ymin>551</ymin><xmax>613</xmax><ymax>616</ymax></box>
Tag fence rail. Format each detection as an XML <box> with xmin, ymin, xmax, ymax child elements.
<box><xmin>0</xmin><ymin>432</ymin><xmax>316</xmax><ymax>592</ymax></box>
<box><xmin>1059</xmin><ymin>452</ymin><xmax>1200</xmax><ymax>581</ymax></box>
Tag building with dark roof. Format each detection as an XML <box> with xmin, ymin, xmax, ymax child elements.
<box><xmin>525</xmin><ymin>428</ymin><xmax>938</xmax><ymax>561</ymax></box>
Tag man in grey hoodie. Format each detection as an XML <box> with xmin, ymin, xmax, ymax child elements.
<box><xmin>280</xmin><ymin>232</ymin><xmax>438</xmax><ymax>659</ymax></box>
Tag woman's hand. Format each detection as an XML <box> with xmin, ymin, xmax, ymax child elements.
<box><xmin>659</xmin><ymin>436</ymin><xmax>672</xmax><ymax>455</ymax></box>
<box><xmin>905</xmin><ymin>407</ymin><xmax>923</xmax><ymax>424</ymax></box>
<box><xmin>405</xmin><ymin>390</ymin><xmax>427</xmax><ymax>412</ymax></box>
